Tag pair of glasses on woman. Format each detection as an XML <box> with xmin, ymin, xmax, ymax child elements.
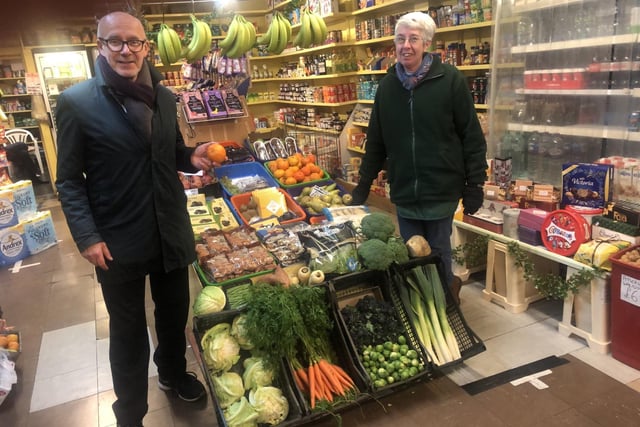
<box><xmin>99</xmin><ymin>38</ymin><xmax>147</xmax><ymax>52</ymax></box>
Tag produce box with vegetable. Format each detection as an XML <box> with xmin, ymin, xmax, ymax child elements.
<box><xmin>330</xmin><ymin>269</ymin><xmax>432</xmax><ymax>394</ymax></box>
<box><xmin>297</xmin><ymin>222</ymin><xmax>360</xmax><ymax>277</ymax></box>
<box><xmin>194</xmin><ymin>309</ymin><xmax>304</xmax><ymax>427</ymax></box>
<box><xmin>390</xmin><ymin>256</ymin><xmax>485</xmax><ymax>368</ymax></box>
<box><xmin>240</xmin><ymin>283</ymin><xmax>369</xmax><ymax>418</ymax></box>
<box><xmin>215</xmin><ymin>162</ymin><xmax>280</xmax><ymax>197</ymax></box>
<box><xmin>230</xmin><ymin>188</ymin><xmax>307</xmax><ymax>228</ymax></box>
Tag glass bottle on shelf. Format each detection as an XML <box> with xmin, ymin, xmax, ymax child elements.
<box><xmin>517</xmin><ymin>15</ymin><xmax>535</xmax><ymax>46</ymax></box>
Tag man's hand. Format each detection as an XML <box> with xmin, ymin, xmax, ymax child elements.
<box><xmin>191</xmin><ymin>142</ymin><xmax>224</xmax><ymax>171</ymax></box>
<box><xmin>81</xmin><ymin>242</ymin><xmax>113</xmax><ymax>271</ymax></box>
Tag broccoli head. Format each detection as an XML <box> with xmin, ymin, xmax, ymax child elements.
<box><xmin>360</xmin><ymin>212</ymin><xmax>396</xmax><ymax>241</ymax></box>
<box><xmin>357</xmin><ymin>238</ymin><xmax>394</xmax><ymax>270</ymax></box>
<box><xmin>387</xmin><ymin>236</ymin><xmax>409</xmax><ymax>263</ymax></box>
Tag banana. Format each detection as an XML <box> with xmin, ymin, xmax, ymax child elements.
<box><xmin>279</xmin><ymin>12</ymin><xmax>292</xmax><ymax>44</ymax></box>
<box><xmin>312</xmin><ymin>12</ymin><xmax>328</xmax><ymax>45</ymax></box>
<box><xmin>257</xmin><ymin>19</ymin><xmax>273</xmax><ymax>46</ymax></box>
<box><xmin>196</xmin><ymin>20</ymin><xmax>212</xmax><ymax>59</ymax></box>
<box><xmin>168</xmin><ymin>26</ymin><xmax>183</xmax><ymax>60</ymax></box>
<box><xmin>272</xmin><ymin>13</ymin><xmax>289</xmax><ymax>54</ymax></box>
<box><xmin>299</xmin><ymin>9</ymin><xmax>312</xmax><ymax>49</ymax></box>
<box><xmin>219</xmin><ymin>15</ymin><xmax>239</xmax><ymax>50</ymax></box>
<box><xmin>224</xmin><ymin>20</ymin><xmax>248</xmax><ymax>58</ymax></box>
<box><xmin>267</xmin><ymin>12</ymin><xmax>282</xmax><ymax>54</ymax></box>
<box><xmin>244</xmin><ymin>18</ymin><xmax>257</xmax><ymax>52</ymax></box>
<box><xmin>307</xmin><ymin>11</ymin><xmax>321</xmax><ymax>46</ymax></box>
<box><xmin>156</xmin><ymin>28</ymin><xmax>171</xmax><ymax>66</ymax></box>
<box><xmin>162</xmin><ymin>24</ymin><xmax>181</xmax><ymax>64</ymax></box>
<box><xmin>184</xmin><ymin>15</ymin><xmax>202</xmax><ymax>62</ymax></box>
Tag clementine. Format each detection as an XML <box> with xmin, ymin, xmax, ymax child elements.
<box><xmin>287</xmin><ymin>155</ymin><xmax>299</xmax><ymax>167</ymax></box>
<box><xmin>206</xmin><ymin>143</ymin><xmax>227</xmax><ymax>163</ymax></box>
<box><xmin>285</xmin><ymin>177</ymin><xmax>297</xmax><ymax>185</ymax></box>
<box><xmin>293</xmin><ymin>171</ymin><xmax>305</xmax><ymax>182</ymax></box>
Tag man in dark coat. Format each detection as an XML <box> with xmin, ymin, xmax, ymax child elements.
<box><xmin>55</xmin><ymin>11</ymin><xmax>215</xmax><ymax>427</ymax></box>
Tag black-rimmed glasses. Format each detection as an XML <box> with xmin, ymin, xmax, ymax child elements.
<box><xmin>98</xmin><ymin>38</ymin><xmax>147</xmax><ymax>52</ymax></box>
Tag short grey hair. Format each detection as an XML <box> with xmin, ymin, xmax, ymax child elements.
<box><xmin>395</xmin><ymin>12</ymin><xmax>437</xmax><ymax>43</ymax></box>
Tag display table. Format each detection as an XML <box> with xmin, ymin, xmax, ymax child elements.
<box><xmin>452</xmin><ymin>220</ymin><xmax>610</xmax><ymax>354</ymax></box>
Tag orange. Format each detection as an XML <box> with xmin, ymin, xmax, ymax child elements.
<box><xmin>310</xmin><ymin>164</ymin><xmax>322</xmax><ymax>174</ymax></box>
<box><xmin>287</xmin><ymin>155</ymin><xmax>299</xmax><ymax>167</ymax></box>
<box><xmin>273</xmin><ymin>169</ymin><xmax>285</xmax><ymax>179</ymax></box>
<box><xmin>293</xmin><ymin>171</ymin><xmax>305</xmax><ymax>182</ymax></box>
<box><xmin>300</xmin><ymin>165</ymin><xmax>312</xmax><ymax>176</ymax></box>
<box><xmin>0</xmin><ymin>336</ymin><xmax>7</xmax><ymax>348</ymax></box>
<box><xmin>309</xmin><ymin>172</ymin><xmax>321</xmax><ymax>181</ymax></box>
<box><xmin>305</xmin><ymin>153</ymin><xmax>316</xmax><ymax>164</ymax></box>
<box><xmin>8</xmin><ymin>341</ymin><xmax>19</xmax><ymax>351</ymax></box>
<box><xmin>284</xmin><ymin>168</ymin><xmax>295</xmax><ymax>178</ymax></box>
<box><xmin>6</xmin><ymin>334</ymin><xmax>18</xmax><ymax>343</ymax></box>
<box><xmin>206</xmin><ymin>143</ymin><xmax>227</xmax><ymax>163</ymax></box>
<box><xmin>285</xmin><ymin>176</ymin><xmax>297</xmax><ymax>185</ymax></box>
<box><xmin>268</xmin><ymin>161</ymin><xmax>278</xmax><ymax>173</ymax></box>
<box><xmin>277</xmin><ymin>159</ymin><xmax>289</xmax><ymax>170</ymax></box>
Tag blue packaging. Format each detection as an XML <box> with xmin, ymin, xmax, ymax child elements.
<box><xmin>0</xmin><ymin>223</ymin><xmax>29</xmax><ymax>266</ymax></box>
<box><xmin>1</xmin><ymin>180</ymin><xmax>37</xmax><ymax>221</ymax></box>
<box><xmin>562</xmin><ymin>162</ymin><xmax>614</xmax><ymax>209</ymax></box>
<box><xmin>0</xmin><ymin>189</ymin><xmax>19</xmax><ymax>230</ymax></box>
<box><xmin>23</xmin><ymin>210</ymin><xmax>58</xmax><ymax>255</ymax></box>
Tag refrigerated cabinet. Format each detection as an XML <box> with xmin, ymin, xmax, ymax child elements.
<box><xmin>32</xmin><ymin>47</ymin><xmax>94</xmax><ymax>150</ymax></box>
<box><xmin>488</xmin><ymin>0</ymin><xmax>640</xmax><ymax>189</ymax></box>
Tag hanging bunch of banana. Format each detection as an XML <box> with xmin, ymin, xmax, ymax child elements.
<box><xmin>156</xmin><ymin>24</ymin><xmax>183</xmax><ymax>66</ymax></box>
<box><xmin>218</xmin><ymin>14</ymin><xmax>257</xmax><ymax>59</ymax></box>
<box><xmin>256</xmin><ymin>11</ymin><xmax>292</xmax><ymax>55</ymax></box>
<box><xmin>182</xmin><ymin>14</ymin><xmax>213</xmax><ymax>64</ymax></box>
<box><xmin>294</xmin><ymin>7</ymin><xmax>328</xmax><ymax>49</ymax></box>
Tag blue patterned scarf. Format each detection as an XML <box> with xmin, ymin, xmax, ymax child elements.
<box><xmin>396</xmin><ymin>53</ymin><xmax>433</xmax><ymax>90</ymax></box>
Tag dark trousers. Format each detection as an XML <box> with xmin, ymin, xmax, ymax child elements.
<box><xmin>397</xmin><ymin>215</ymin><xmax>455</xmax><ymax>286</ymax></box>
<box><xmin>99</xmin><ymin>265</ymin><xmax>190</xmax><ymax>425</ymax></box>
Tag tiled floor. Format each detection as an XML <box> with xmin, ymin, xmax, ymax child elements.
<box><xmin>1</xmin><ymin>184</ymin><xmax>639</xmax><ymax>426</ymax></box>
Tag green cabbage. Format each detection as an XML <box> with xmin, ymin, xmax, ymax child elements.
<box><xmin>224</xmin><ymin>396</ymin><xmax>259</xmax><ymax>427</ymax></box>
<box><xmin>242</xmin><ymin>357</ymin><xmax>274</xmax><ymax>391</ymax></box>
<box><xmin>231</xmin><ymin>313</ymin><xmax>254</xmax><ymax>350</ymax></box>
<box><xmin>212</xmin><ymin>371</ymin><xmax>244</xmax><ymax>409</ymax></box>
<box><xmin>200</xmin><ymin>323</ymin><xmax>240</xmax><ymax>373</ymax></box>
<box><xmin>249</xmin><ymin>386</ymin><xmax>289</xmax><ymax>425</ymax></box>
<box><xmin>193</xmin><ymin>286</ymin><xmax>226</xmax><ymax>316</ymax></box>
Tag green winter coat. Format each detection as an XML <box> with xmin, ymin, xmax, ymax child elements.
<box><xmin>359</xmin><ymin>54</ymin><xmax>488</xmax><ymax>206</ymax></box>
<box><xmin>55</xmin><ymin>62</ymin><xmax>197</xmax><ymax>272</ymax></box>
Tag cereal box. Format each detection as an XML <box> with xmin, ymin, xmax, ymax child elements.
<box><xmin>562</xmin><ymin>162</ymin><xmax>614</xmax><ymax>208</ymax></box>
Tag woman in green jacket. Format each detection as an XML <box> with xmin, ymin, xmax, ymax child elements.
<box><xmin>352</xmin><ymin>11</ymin><xmax>488</xmax><ymax>299</ymax></box>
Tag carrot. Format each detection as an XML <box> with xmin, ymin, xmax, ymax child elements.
<box><xmin>315</xmin><ymin>363</ymin><xmax>334</xmax><ymax>402</ymax></box>
<box><xmin>308</xmin><ymin>361</ymin><xmax>317</xmax><ymax>408</ymax></box>
<box><xmin>294</xmin><ymin>366</ymin><xmax>309</xmax><ymax>390</ymax></box>
<box><xmin>331</xmin><ymin>363</ymin><xmax>355</xmax><ymax>388</ymax></box>
<box><xmin>318</xmin><ymin>359</ymin><xmax>345</xmax><ymax>396</ymax></box>
<box><xmin>292</xmin><ymin>369</ymin><xmax>304</xmax><ymax>390</ymax></box>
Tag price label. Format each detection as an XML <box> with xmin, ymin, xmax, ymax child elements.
<box><xmin>620</xmin><ymin>274</ymin><xmax>640</xmax><ymax>308</ymax></box>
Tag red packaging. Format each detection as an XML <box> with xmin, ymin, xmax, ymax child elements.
<box><xmin>541</xmin><ymin>209</ymin><xmax>590</xmax><ymax>256</ymax></box>
<box><xmin>609</xmin><ymin>245</ymin><xmax>640</xmax><ymax>370</ymax></box>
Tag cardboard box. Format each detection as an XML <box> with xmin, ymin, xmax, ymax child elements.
<box><xmin>463</xmin><ymin>213</ymin><xmax>503</xmax><ymax>234</ymax></box>
<box><xmin>181</xmin><ymin>91</ymin><xmax>208</xmax><ymax>121</ymax></box>
<box><xmin>602</xmin><ymin>200</ymin><xmax>640</xmax><ymax>226</ymax></box>
<box><xmin>202</xmin><ymin>90</ymin><xmax>228</xmax><ymax>119</ymax></box>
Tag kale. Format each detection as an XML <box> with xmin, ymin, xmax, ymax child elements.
<box><xmin>340</xmin><ymin>295</ymin><xmax>405</xmax><ymax>350</ymax></box>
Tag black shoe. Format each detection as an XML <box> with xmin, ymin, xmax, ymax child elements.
<box><xmin>158</xmin><ymin>371</ymin><xmax>206</xmax><ymax>402</ymax></box>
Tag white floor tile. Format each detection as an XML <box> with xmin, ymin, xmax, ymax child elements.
<box><xmin>30</xmin><ymin>365</ymin><xmax>98</xmax><ymax>412</ymax></box>
<box><xmin>35</xmin><ymin>321</ymin><xmax>97</xmax><ymax>381</ymax></box>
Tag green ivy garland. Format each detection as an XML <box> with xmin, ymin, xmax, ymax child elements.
<box><xmin>506</xmin><ymin>241</ymin><xmax>605</xmax><ymax>300</ymax></box>
<box><xmin>452</xmin><ymin>235</ymin><xmax>490</xmax><ymax>268</ymax></box>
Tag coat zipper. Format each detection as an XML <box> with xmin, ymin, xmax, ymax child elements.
<box><xmin>409</xmin><ymin>89</ymin><xmax>418</xmax><ymax>198</ymax></box>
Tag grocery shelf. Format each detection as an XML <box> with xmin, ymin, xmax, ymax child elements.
<box><xmin>505</xmin><ymin>122</ymin><xmax>640</xmax><ymax>141</ymax></box>
<box><xmin>515</xmin><ymin>88</ymin><xmax>632</xmax><ymax>97</ymax></box>
<box><xmin>250</xmin><ymin>42</ymin><xmax>355</xmax><ymax>60</ymax></box>
<box><xmin>511</xmin><ymin>33</ymin><xmax>638</xmax><ymax>54</ymax></box>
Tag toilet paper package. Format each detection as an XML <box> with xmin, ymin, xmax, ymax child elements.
<box><xmin>22</xmin><ymin>210</ymin><xmax>58</xmax><ymax>255</ymax></box>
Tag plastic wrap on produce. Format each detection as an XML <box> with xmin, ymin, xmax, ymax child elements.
<box><xmin>297</xmin><ymin>222</ymin><xmax>360</xmax><ymax>275</ymax></box>
<box><xmin>322</xmin><ymin>205</ymin><xmax>370</xmax><ymax>228</ymax></box>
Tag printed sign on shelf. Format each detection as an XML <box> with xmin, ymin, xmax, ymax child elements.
<box><xmin>620</xmin><ymin>274</ymin><xmax>640</xmax><ymax>308</ymax></box>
